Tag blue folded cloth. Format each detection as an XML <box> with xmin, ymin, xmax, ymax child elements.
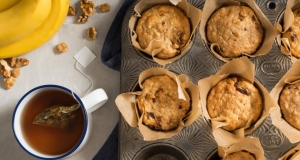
<box><xmin>94</xmin><ymin>0</ymin><xmax>135</xmax><ymax>159</ymax></box>
<box><xmin>93</xmin><ymin>123</ymin><xmax>119</xmax><ymax>160</ymax></box>
<box><xmin>101</xmin><ymin>0</ymin><xmax>135</xmax><ymax>71</ymax></box>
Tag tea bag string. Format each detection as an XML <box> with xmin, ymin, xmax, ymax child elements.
<box><xmin>71</xmin><ymin>61</ymin><xmax>94</xmax><ymax>101</ymax></box>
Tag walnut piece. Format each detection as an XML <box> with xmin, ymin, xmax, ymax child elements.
<box><xmin>4</xmin><ymin>77</ymin><xmax>16</xmax><ymax>89</ymax></box>
<box><xmin>99</xmin><ymin>3</ymin><xmax>110</xmax><ymax>13</ymax></box>
<box><xmin>0</xmin><ymin>59</ymin><xmax>12</xmax><ymax>78</ymax></box>
<box><xmin>12</xmin><ymin>68</ymin><xmax>20</xmax><ymax>78</ymax></box>
<box><xmin>87</xmin><ymin>26</ymin><xmax>97</xmax><ymax>40</ymax></box>
<box><xmin>80</xmin><ymin>0</ymin><xmax>95</xmax><ymax>16</ymax></box>
<box><xmin>0</xmin><ymin>57</ymin><xmax>29</xmax><ymax>90</ymax></box>
<box><xmin>6</xmin><ymin>57</ymin><xmax>29</xmax><ymax>68</ymax></box>
<box><xmin>77</xmin><ymin>15</ymin><xmax>89</xmax><ymax>23</ymax></box>
<box><xmin>2</xmin><ymin>69</ymin><xmax>11</xmax><ymax>78</ymax></box>
<box><xmin>56</xmin><ymin>43</ymin><xmax>68</xmax><ymax>53</ymax></box>
<box><xmin>68</xmin><ymin>5</ymin><xmax>76</xmax><ymax>16</ymax></box>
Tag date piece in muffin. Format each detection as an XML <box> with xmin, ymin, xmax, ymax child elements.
<box><xmin>206</xmin><ymin>5</ymin><xmax>263</xmax><ymax>58</ymax></box>
<box><xmin>136</xmin><ymin>75</ymin><xmax>190</xmax><ymax>131</ymax></box>
<box><xmin>223</xmin><ymin>151</ymin><xmax>255</xmax><ymax>160</ymax></box>
<box><xmin>282</xmin><ymin>8</ymin><xmax>300</xmax><ymax>58</ymax></box>
<box><xmin>207</xmin><ymin>77</ymin><xmax>263</xmax><ymax>131</ymax></box>
<box><xmin>279</xmin><ymin>82</ymin><xmax>300</xmax><ymax>130</ymax></box>
<box><xmin>136</xmin><ymin>5</ymin><xmax>191</xmax><ymax>59</ymax></box>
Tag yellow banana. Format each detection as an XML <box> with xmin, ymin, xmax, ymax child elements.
<box><xmin>0</xmin><ymin>0</ymin><xmax>52</xmax><ymax>47</ymax></box>
<box><xmin>0</xmin><ymin>0</ymin><xmax>69</xmax><ymax>58</ymax></box>
<box><xmin>0</xmin><ymin>0</ymin><xmax>21</xmax><ymax>11</ymax></box>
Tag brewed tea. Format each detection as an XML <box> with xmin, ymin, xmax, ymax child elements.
<box><xmin>21</xmin><ymin>89</ymin><xmax>85</xmax><ymax>155</ymax></box>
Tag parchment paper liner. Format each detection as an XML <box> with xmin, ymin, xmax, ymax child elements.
<box><xmin>115</xmin><ymin>68</ymin><xmax>201</xmax><ymax>141</ymax></box>
<box><xmin>279</xmin><ymin>144</ymin><xmax>300</xmax><ymax>160</ymax></box>
<box><xmin>270</xmin><ymin>61</ymin><xmax>300</xmax><ymax>143</ymax></box>
<box><xmin>218</xmin><ymin>137</ymin><xmax>265</xmax><ymax>160</ymax></box>
<box><xmin>198</xmin><ymin>56</ymin><xmax>275</xmax><ymax>147</ymax></box>
<box><xmin>129</xmin><ymin>0</ymin><xmax>202</xmax><ymax>65</ymax></box>
<box><xmin>199</xmin><ymin>0</ymin><xmax>276</xmax><ymax>62</ymax></box>
<box><xmin>275</xmin><ymin>0</ymin><xmax>300</xmax><ymax>63</ymax></box>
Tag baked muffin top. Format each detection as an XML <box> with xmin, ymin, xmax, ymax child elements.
<box><xmin>279</xmin><ymin>82</ymin><xmax>300</xmax><ymax>130</ymax></box>
<box><xmin>136</xmin><ymin>75</ymin><xmax>190</xmax><ymax>131</ymax></box>
<box><xmin>282</xmin><ymin>8</ymin><xmax>300</xmax><ymax>58</ymax></box>
<box><xmin>223</xmin><ymin>151</ymin><xmax>255</xmax><ymax>160</ymax></box>
<box><xmin>136</xmin><ymin>5</ymin><xmax>191</xmax><ymax>59</ymax></box>
<box><xmin>207</xmin><ymin>77</ymin><xmax>263</xmax><ymax>131</ymax></box>
<box><xmin>206</xmin><ymin>5</ymin><xmax>263</xmax><ymax>58</ymax></box>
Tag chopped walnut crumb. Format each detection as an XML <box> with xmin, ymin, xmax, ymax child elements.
<box><xmin>68</xmin><ymin>5</ymin><xmax>76</xmax><ymax>16</ymax></box>
<box><xmin>80</xmin><ymin>0</ymin><xmax>95</xmax><ymax>16</ymax></box>
<box><xmin>4</xmin><ymin>77</ymin><xmax>16</xmax><ymax>89</ymax></box>
<box><xmin>87</xmin><ymin>26</ymin><xmax>97</xmax><ymax>40</ymax></box>
<box><xmin>56</xmin><ymin>43</ymin><xmax>68</xmax><ymax>53</ymax></box>
<box><xmin>12</xmin><ymin>68</ymin><xmax>20</xmax><ymax>78</ymax></box>
<box><xmin>77</xmin><ymin>15</ymin><xmax>89</xmax><ymax>23</ymax></box>
<box><xmin>98</xmin><ymin>3</ymin><xmax>110</xmax><ymax>13</ymax></box>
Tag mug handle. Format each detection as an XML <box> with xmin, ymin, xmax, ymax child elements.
<box><xmin>81</xmin><ymin>88</ymin><xmax>108</xmax><ymax>113</ymax></box>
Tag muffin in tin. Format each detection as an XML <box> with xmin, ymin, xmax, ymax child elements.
<box><xmin>207</xmin><ymin>77</ymin><xmax>263</xmax><ymax>131</ymax></box>
<box><xmin>279</xmin><ymin>82</ymin><xmax>300</xmax><ymax>130</ymax></box>
<box><xmin>282</xmin><ymin>8</ymin><xmax>300</xmax><ymax>58</ymax></box>
<box><xmin>136</xmin><ymin>75</ymin><xmax>190</xmax><ymax>131</ymax></box>
<box><xmin>223</xmin><ymin>151</ymin><xmax>255</xmax><ymax>160</ymax></box>
<box><xmin>206</xmin><ymin>5</ymin><xmax>263</xmax><ymax>58</ymax></box>
<box><xmin>136</xmin><ymin>5</ymin><xmax>191</xmax><ymax>59</ymax></box>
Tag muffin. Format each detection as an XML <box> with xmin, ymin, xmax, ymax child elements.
<box><xmin>206</xmin><ymin>5</ymin><xmax>263</xmax><ymax>58</ymax></box>
<box><xmin>136</xmin><ymin>75</ymin><xmax>190</xmax><ymax>131</ymax></box>
<box><xmin>223</xmin><ymin>151</ymin><xmax>255</xmax><ymax>160</ymax></box>
<box><xmin>282</xmin><ymin>8</ymin><xmax>300</xmax><ymax>58</ymax></box>
<box><xmin>279</xmin><ymin>82</ymin><xmax>300</xmax><ymax>130</ymax></box>
<box><xmin>136</xmin><ymin>5</ymin><xmax>191</xmax><ymax>59</ymax></box>
<box><xmin>207</xmin><ymin>77</ymin><xmax>263</xmax><ymax>131</ymax></box>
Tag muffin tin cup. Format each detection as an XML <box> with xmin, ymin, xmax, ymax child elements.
<box><xmin>199</xmin><ymin>0</ymin><xmax>277</xmax><ymax>62</ymax></box>
<box><xmin>279</xmin><ymin>143</ymin><xmax>300</xmax><ymax>159</ymax></box>
<box><xmin>132</xmin><ymin>143</ymin><xmax>189</xmax><ymax>160</ymax></box>
<box><xmin>275</xmin><ymin>0</ymin><xmax>300</xmax><ymax>63</ymax></box>
<box><xmin>128</xmin><ymin>0</ymin><xmax>202</xmax><ymax>65</ymax></box>
<box><xmin>115</xmin><ymin>68</ymin><xmax>200</xmax><ymax>141</ymax></box>
<box><xmin>270</xmin><ymin>61</ymin><xmax>300</xmax><ymax>143</ymax></box>
<box><xmin>198</xmin><ymin>56</ymin><xmax>276</xmax><ymax>147</ymax></box>
<box><xmin>218</xmin><ymin>137</ymin><xmax>265</xmax><ymax>160</ymax></box>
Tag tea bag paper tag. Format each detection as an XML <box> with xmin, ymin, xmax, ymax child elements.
<box><xmin>74</xmin><ymin>46</ymin><xmax>96</xmax><ymax>68</ymax></box>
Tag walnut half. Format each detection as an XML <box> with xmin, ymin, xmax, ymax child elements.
<box><xmin>56</xmin><ymin>43</ymin><xmax>68</xmax><ymax>53</ymax></box>
<box><xmin>99</xmin><ymin>3</ymin><xmax>110</xmax><ymax>13</ymax></box>
<box><xmin>80</xmin><ymin>0</ymin><xmax>95</xmax><ymax>16</ymax></box>
<box><xmin>77</xmin><ymin>15</ymin><xmax>89</xmax><ymax>23</ymax></box>
<box><xmin>87</xmin><ymin>26</ymin><xmax>97</xmax><ymax>40</ymax></box>
<box><xmin>4</xmin><ymin>77</ymin><xmax>16</xmax><ymax>89</ymax></box>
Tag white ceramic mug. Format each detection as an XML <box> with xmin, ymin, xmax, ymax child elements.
<box><xmin>12</xmin><ymin>84</ymin><xmax>108</xmax><ymax>159</ymax></box>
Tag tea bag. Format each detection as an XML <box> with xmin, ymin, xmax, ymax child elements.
<box><xmin>33</xmin><ymin>104</ymin><xmax>80</xmax><ymax>129</ymax></box>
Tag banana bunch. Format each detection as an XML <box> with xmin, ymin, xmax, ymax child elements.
<box><xmin>0</xmin><ymin>0</ymin><xmax>70</xmax><ymax>58</ymax></box>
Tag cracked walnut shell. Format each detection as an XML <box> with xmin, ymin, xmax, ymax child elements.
<box><xmin>80</xmin><ymin>0</ymin><xmax>95</xmax><ymax>16</ymax></box>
